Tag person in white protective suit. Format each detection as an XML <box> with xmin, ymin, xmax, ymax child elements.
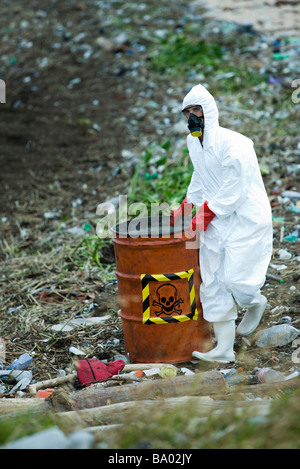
<box><xmin>170</xmin><ymin>84</ymin><xmax>273</xmax><ymax>363</ymax></box>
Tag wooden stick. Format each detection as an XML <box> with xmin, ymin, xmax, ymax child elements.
<box><xmin>66</xmin><ymin>370</ymin><xmax>226</xmax><ymax>411</ymax></box>
<box><xmin>0</xmin><ymin>398</ymin><xmax>50</xmax><ymax>416</ymax></box>
<box><xmin>27</xmin><ymin>374</ymin><xmax>77</xmax><ymax>396</ymax></box>
<box><xmin>123</xmin><ymin>363</ymin><xmax>178</xmax><ymax>371</ymax></box>
<box><xmin>220</xmin><ymin>375</ymin><xmax>300</xmax><ymax>397</ymax></box>
<box><xmin>55</xmin><ymin>395</ymin><xmax>270</xmax><ymax>428</ymax></box>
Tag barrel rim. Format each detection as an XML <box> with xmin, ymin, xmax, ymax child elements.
<box><xmin>111</xmin><ymin>215</ymin><xmax>191</xmax><ymax>238</ymax></box>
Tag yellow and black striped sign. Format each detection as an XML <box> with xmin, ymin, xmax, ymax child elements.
<box><xmin>140</xmin><ymin>269</ymin><xmax>198</xmax><ymax>325</ymax></box>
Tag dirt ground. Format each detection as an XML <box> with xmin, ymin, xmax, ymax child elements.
<box><xmin>0</xmin><ymin>0</ymin><xmax>299</xmax><ymax>389</ymax></box>
<box><xmin>0</xmin><ymin>1</ymin><xmax>136</xmax><ymax>222</ymax></box>
<box><xmin>0</xmin><ymin>0</ymin><xmax>139</xmax><ymax>379</ymax></box>
<box><xmin>201</xmin><ymin>0</ymin><xmax>300</xmax><ymax>35</ymax></box>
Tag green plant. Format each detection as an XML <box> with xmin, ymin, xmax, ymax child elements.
<box><xmin>150</xmin><ymin>33</ymin><xmax>223</xmax><ymax>73</ymax></box>
<box><xmin>0</xmin><ymin>411</ymin><xmax>57</xmax><ymax>446</ymax></box>
<box><xmin>72</xmin><ymin>236</ymin><xmax>109</xmax><ymax>268</ymax></box>
<box><xmin>128</xmin><ymin>139</ymin><xmax>193</xmax><ymax>210</ymax></box>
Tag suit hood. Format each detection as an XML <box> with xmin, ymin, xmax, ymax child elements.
<box><xmin>182</xmin><ymin>84</ymin><xmax>219</xmax><ymax>147</ymax></box>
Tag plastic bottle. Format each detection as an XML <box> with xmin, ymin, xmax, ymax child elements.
<box><xmin>257</xmin><ymin>368</ymin><xmax>285</xmax><ymax>383</ymax></box>
<box><xmin>255</xmin><ymin>324</ymin><xmax>299</xmax><ymax>348</ymax></box>
<box><xmin>68</xmin><ymin>346</ymin><xmax>86</xmax><ymax>356</ymax></box>
<box><xmin>7</xmin><ymin>353</ymin><xmax>33</xmax><ymax>370</ymax></box>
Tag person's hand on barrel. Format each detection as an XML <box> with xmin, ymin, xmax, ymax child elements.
<box><xmin>189</xmin><ymin>201</ymin><xmax>215</xmax><ymax>232</ymax></box>
<box><xmin>170</xmin><ymin>196</ymin><xmax>193</xmax><ymax>226</ymax></box>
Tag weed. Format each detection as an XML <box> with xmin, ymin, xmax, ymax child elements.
<box><xmin>0</xmin><ymin>411</ymin><xmax>57</xmax><ymax>446</ymax></box>
<box><xmin>111</xmin><ymin>387</ymin><xmax>300</xmax><ymax>449</ymax></box>
<box><xmin>150</xmin><ymin>33</ymin><xmax>223</xmax><ymax>74</ymax></box>
<box><xmin>128</xmin><ymin>140</ymin><xmax>193</xmax><ymax>209</ymax></box>
<box><xmin>72</xmin><ymin>236</ymin><xmax>110</xmax><ymax>268</ymax></box>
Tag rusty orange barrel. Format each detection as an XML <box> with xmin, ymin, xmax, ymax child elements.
<box><xmin>112</xmin><ymin>216</ymin><xmax>211</xmax><ymax>363</ymax></box>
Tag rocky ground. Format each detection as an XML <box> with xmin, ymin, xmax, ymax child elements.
<box><xmin>0</xmin><ymin>0</ymin><xmax>299</xmax><ymax>449</ymax></box>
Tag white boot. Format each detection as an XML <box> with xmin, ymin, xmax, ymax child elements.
<box><xmin>236</xmin><ymin>295</ymin><xmax>267</xmax><ymax>337</ymax></box>
<box><xmin>192</xmin><ymin>320</ymin><xmax>236</xmax><ymax>363</ymax></box>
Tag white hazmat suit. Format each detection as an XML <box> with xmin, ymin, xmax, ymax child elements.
<box><xmin>181</xmin><ymin>84</ymin><xmax>273</xmax><ymax>362</ymax></box>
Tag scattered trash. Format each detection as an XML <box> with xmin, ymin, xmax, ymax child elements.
<box><xmin>221</xmin><ymin>368</ymin><xmax>248</xmax><ymax>386</ymax></box>
<box><xmin>75</xmin><ymin>358</ymin><xmax>125</xmax><ymax>387</ymax></box>
<box><xmin>132</xmin><ymin>370</ymin><xmax>144</xmax><ymax>379</ymax></box>
<box><xmin>255</xmin><ymin>325</ymin><xmax>299</xmax><ymax>348</ymax></box>
<box><xmin>35</xmin><ymin>388</ymin><xmax>54</xmax><ymax>398</ymax></box>
<box><xmin>283</xmin><ymin>230</ymin><xmax>299</xmax><ymax>242</ymax></box>
<box><xmin>257</xmin><ymin>367</ymin><xmax>286</xmax><ymax>383</ymax></box>
<box><xmin>0</xmin><ymin>370</ymin><xmax>32</xmax><ymax>383</ymax></box>
<box><xmin>6</xmin><ymin>305</ymin><xmax>23</xmax><ymax>314</ymax></box>
<box><xmin>43</xmin><ymin>210</ymin><xmax>60</xmax><ymax>220</ymax></box>
<box><xmin>180</xmin><ymin>367</ymin><xmax>195</xmax><ymax>376</ymax></box>
<box><xmin>278</xmin><ymin>249</ymin><xmax>292</xmax><ymax>260</ymax></box>
<box><xmin>68</xmin><ymin>346</ymin><xmax>86</xmax><ymax>356</ymax></box>
<box><xmin>9</xmin><ymin>376</ymin><xmax>32</xmax><ymax>393</ymax></box>
<box><xmin>282</xmin><ymin>191</ymin><xmax>300</xmax><ymax>201</ymax></box>
<box><xmin>266</xmin><ymin>273</ymin><xmax>285</xmax><ymax>283</ymax></box>
<box><xmin>51</xmin><ymin>315</ymin><xmax>111</xmax><ymax>332</ymax></box>
<box><xmin>158</xmin><ymin>365</ymin><xmax>178</xmax><ymax>379</ymax></box>
<box><xmin>65</xmin><ymin>226</ymin><xmax>85</xmax><ymax>237</ymax></box>
<box><xmin>290</xmin><ymin>204</ymin><xmax>300</xmax><ymax>214</ymax></box>
<box><xmin>7</xmin><ymin>353</ymin><xmax>33</xmax><ymax>370</ymax></box>
<box><xmin>270</xmin><ymin>263</ymin><xmax>287</xmax><ymax>271</ymax></box>
<box><xmin>113</xmin><ymin>354</ymin><xmax>131</xmax><ymax>364</ymax></box>
<box><xmin>143</xmin><ymin>367</ymin><xmax>161</xmax><ymax>377</ymax></box>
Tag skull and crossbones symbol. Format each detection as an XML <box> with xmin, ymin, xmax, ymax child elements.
<box><xmin>152</xmin><ymin>283</ymin><xmax>183</xmax><ymax>316</ymax></box>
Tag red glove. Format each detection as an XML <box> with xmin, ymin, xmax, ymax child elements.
<box><xmin>190</xmin><ymin>201</ymin><xmax>215</xmax><ymax>232</ymax></box>
<box><xmin>76</xmin><ymin>358</ymin><xmax>125</xmax><ymax>387</ymax></box>
<box><xmin>170</xmin><ymin>196</ymin><xmax>193</xmax><ymax>226</ymax></box>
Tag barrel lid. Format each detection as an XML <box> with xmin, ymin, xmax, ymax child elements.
<box><xmin>111</xmin><ymin>216</ymin><xmax>191</xmax><ymax>238</ymax></box>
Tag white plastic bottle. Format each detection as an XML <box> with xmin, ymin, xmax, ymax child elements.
<box><xmin>257</xmin><ymin>367</ymin><xmax>285</xmax><ymax>383</ymax></box>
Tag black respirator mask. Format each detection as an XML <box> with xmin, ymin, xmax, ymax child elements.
<box><xmin>188</xmin><ymin>113</ymin><xmax>204</xmax><ymax>138</ymax></box>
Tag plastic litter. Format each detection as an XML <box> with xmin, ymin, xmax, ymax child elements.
<box><xmin>255</xmin><ymin>324</ymin><xmax>299</xmax><ymax>348</ymax></box>
<box><xmin>7</xmin><ymin>353</ymin><xmax>33</xmax><ymax>370</ymax></box>
<box><xmin>9</xmin><ymin>376</ymin><xmax>32</xmax><ymax>393</ymax></box>
<box><xmin>283</xmin><ymin>230</ymin><xmax>299</xmax><ymax>242</ymax></box>
<box><xmin>257</xmin><ymin>368</ymin><xmax>285</xmax><ymax>383</ymax></box>
<box><xmin>113</xmin><ymin>354</ymin><xmax>131</xmax><ymax>364</ymax></box>
<box><xmin>278</xmin><ymin>249</ymin><xmax>292</xmax><ymax>260</ymax></box>
<box><xmin>266</xmin><ymin>273</ymin><xmax>285</xmax><ymax>283</ymax></box>
<box><xmin>43</xmin><ymin>210</ymin><xmax>60</xmax><ymax>219</ymax></box>
<box><xmin>114</xmin><ymin>371</ymin><xmax>142</xmax><ymax>380</ymax></box>
<box><xmin>133</xmin><ymin>370</ymin><xmax>144</xmax><ymax>378</ymax></box>
<box><xmin>65</xmin><ymin>226</ymin><xmax>85</xmax><ymax>237</ymax></box>
<box><xmin>0</xmin><ymin>370</ymin><xmax>32</xmax><ymax>383</ymax></box>
<box><xmin>0</xmin><ymin>384</ymin><xmax>7</xmax><ymax>394</ymax></box>
<box><xmin>180</xmin><ymin>367</ymin><xmax>195</xmax><ymax>376</ymax></box>
<box><xmin>143</xmin><ymin>367</ymin><xmax>161</xmax><ymax>377</ymax></box>
<box><xmin>68</xmin><ymin>346</ymin><xmax>86</xmax><ymax>356</ymax></box>
<box><xmin>158</xmin><ymin>365</ymin><xmax>177</xmax><ymax>379</ymax></box>
<box><xmin>51</xmin><ymin>315</ymin><xmax>111</xmax><ymax>332</ymax></box>
<box><xmin>282</xmin><ymin>190</ymin><xmax>300</xmax><ymax>201</ymax></box>
<box><xmin>270</xmin><ymin>263</ymin><xmax>287</xmax><ymax>271</ymax></box>
<box><xmin>290</xmin><ymin>204</ymin><xmax>300</xmax><ymax>214</ymax></box>
<box><xmin>285</xmin><ymin>370</ymin><xmax>299</xmax><ymax>380</ymax></box>
<box><xmin>35</xmin><ymin>388</ymin><xmax>54</xmax><ymax>398</ymax></box>
<box><xmin>257</xmin><ymin>368</ymin><xmax>299</xmax><ymax>384</ymax></box>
